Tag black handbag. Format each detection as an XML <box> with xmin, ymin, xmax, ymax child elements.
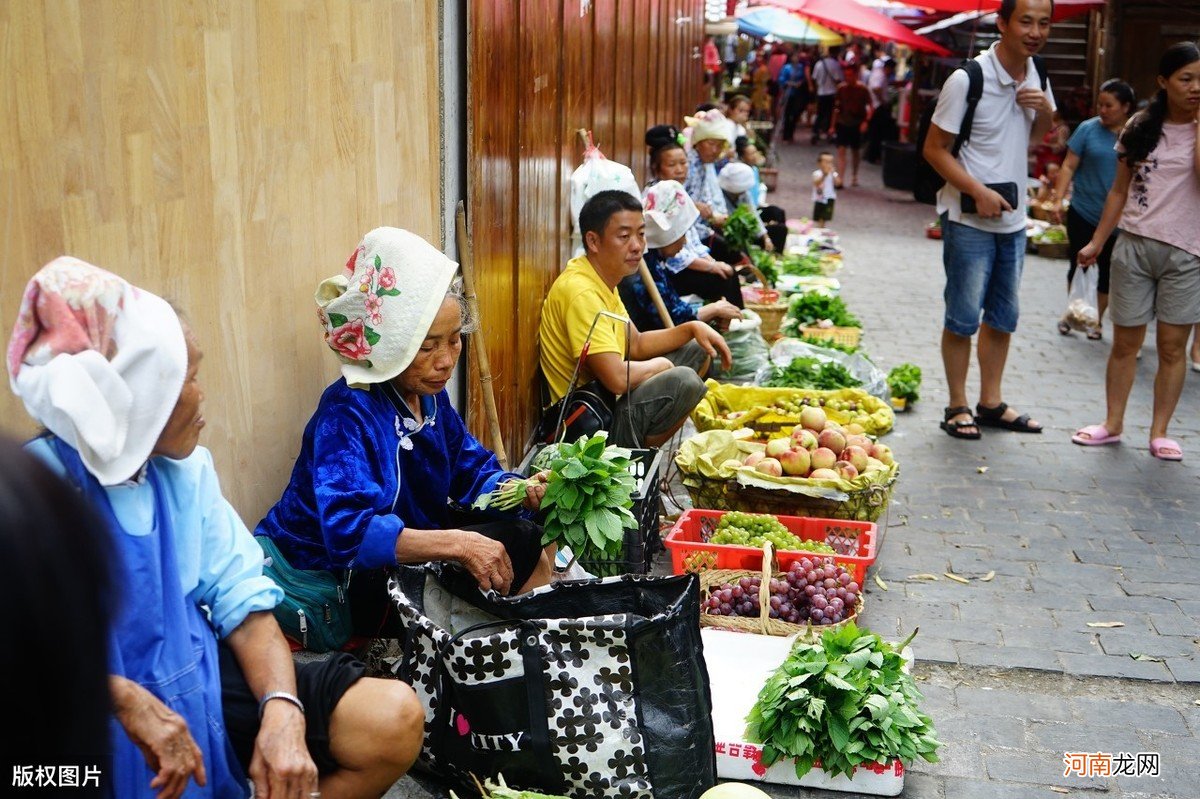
<box><xmin>386</xmin><ymin>567</ymin><xmax>717</xmax><ymax>799</ymax></box>
<box><xmin>537</xmin><ymin>379</ymin><xmax>617</xmax><ymax>444</ymax></box>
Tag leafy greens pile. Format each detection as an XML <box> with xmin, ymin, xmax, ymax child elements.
<box><xmin>886</xmin><ymin>363</ymin><xmax>922</xmax><ymax>403</ymax></box>
<box><xmin>748</xmin><ymin>246</ymin><xmax>779</xmax><ymax>288</ymax></box>
<box><xmin>780</xmin><ymin>252</ymin><xmax>824</xmax><ymax>277</ymax></box>
<box><xmin>745</xmin><ymin>623</ymin><xmax>941</xmax><ymax>779</ymax></box>
<box><xmin>785</xmin><ymin>293</ymin><xmax>861</xmax><ymax>329</ymax></box>
<box><xmin>722</xmin><ymin>204</ymin><xmax>762</xmax><ymax>254</ymax></box>
<box><xmin>764</xmin><ymin>357</ymin><xmax>863</xmax><ymax>391</ymax></box>
<box><xmin>473</xmin><ymin>434</ymin><xmax>637</xmax><ymax>571</ymax></box>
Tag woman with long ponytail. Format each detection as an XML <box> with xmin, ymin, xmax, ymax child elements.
<box><xmin>1072</xmin><ymin>42</ymin><xmax>1200</xmax><ymax>460</ymax></box>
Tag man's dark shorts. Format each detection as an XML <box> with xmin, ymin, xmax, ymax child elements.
<box><xmin>220</xmin><ymin>642</ymin><xmax>366</xmax><ymax>775</ymax></box>
<box><xmin>835</xmin><ymin>123</ymin><xmax>863</xmax><ymax>149</ymax></box>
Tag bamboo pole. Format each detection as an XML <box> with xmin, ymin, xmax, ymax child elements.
<box><xmin>638</xmin><ymin>259</ymin><xmax>675</xmax><ymax>328</ymax></box>
<box><xmin>455</xmin><ymin>201</ymin><xmax>508</xmax><ymax>469</ymax></box>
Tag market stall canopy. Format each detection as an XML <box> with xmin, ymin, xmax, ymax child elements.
<box><xmin>890</xmin><ymin>0</ymin><xmax>1104</xmax><ymax>21</ymax></box>
<box><xmin>758</xmin><ymin>0</ymin><xmax>953</xmax><ymax>55</ymax></box>
<box><xmin>738</xmin><ymin>7</ymin><xmax>845</xmax><ymax>46</ymax></box>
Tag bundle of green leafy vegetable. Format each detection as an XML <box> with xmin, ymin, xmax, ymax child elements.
<box><xmin>785</xmin><ymin>293</ymin><xmax>861</xmax><ymax>328</ymax></box>
<box><xmin>886</xmin><ymin>363</ymin><xmax>921</xmax><ymax>403</ymax></box>
<box><xmin>764</xmin><ymin>357</ymin><xmax>862</xmax><ymax>391</ymax></box>
<box><xmin>748</xmin><ymin>246</ymin><xmax>779</xmax><ymax>288</ymax></box>
<box><xmin>779</xmin><ymin>252</ymin><xmax>823</xmax><ymax>277</ymax></box>
<box><xmin>797</xmin><ymin>334</ymin><xmax>861</xmax><ymax>356</ymax></box>
<box><xmin>722</xmin><ymin>204</ymin><xmax>762</xmax><ymax>253</ymax></box>
<box><xmin>745</xmin><ymin>623</ymin><xmax>941</xmax><ymax>780</ymax></box>
<box><xmin>473</xmin><ymin>434</ymin><xmax>637</xmax><ymax>570</ymax></box>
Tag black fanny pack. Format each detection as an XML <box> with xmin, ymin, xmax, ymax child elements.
<box><xmin>537</xmin><ymin>380</ymin><xmax>616</xmax><ymax>444</ymax></box>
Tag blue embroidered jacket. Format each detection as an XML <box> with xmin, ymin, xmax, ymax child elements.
<box><xmin>256</xmin><ymin>379</ymin><xmax>520</xmax><ymax>571</ymax></box>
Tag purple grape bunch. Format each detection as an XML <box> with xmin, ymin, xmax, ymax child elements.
<box><xmin>702</xmin><ymin>556</ymin><xmax>860</xmax><ymax>626</ymax></box>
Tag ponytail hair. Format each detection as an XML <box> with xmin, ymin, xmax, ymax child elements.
<box><xmin>1119</xmin><ymin>43</ymin><xmax>1200</xmax><ymax>165</ymax></box>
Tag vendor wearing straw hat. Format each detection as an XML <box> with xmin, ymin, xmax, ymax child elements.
<box><xmin>618</xmin><ymin>180</ymin><xmax>743</xmax><ymax>332</ymax></box>
<box><xmin>8</xmin><ymin>257</ymin><xmax>422</xmax><ymax>799</ymax></box>
<box><xmin>257</xmin><ymin>228</ymin><xmax>554</xmax><ymax>633</ymax></box>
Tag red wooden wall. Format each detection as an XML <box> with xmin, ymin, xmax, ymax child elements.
<box><xmin>466</xmin><ymin>0</ymin><xmax>705</xmax><ymax>460</ymax></box>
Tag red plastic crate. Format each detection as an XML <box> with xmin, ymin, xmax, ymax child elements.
<box><xmin>664</xmin><ymin>509</ymin><xmax>877</xmax><ymax>584</ymax></box>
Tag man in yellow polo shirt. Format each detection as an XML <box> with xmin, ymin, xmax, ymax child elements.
<box><xmin>540</xmin><ymin>190</ymin><xmax>731</xmax><ymax>448</ymax></box>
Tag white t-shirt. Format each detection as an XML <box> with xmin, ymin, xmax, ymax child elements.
<box><xmin>868</xmin><ymin>59</ymin><xmax>888</xmax><ymax>108</ymax></box>
<box><xmin>812</xmin><ymin>57</ymin><xmax>843</xmax><ymax>97</ymax></box>
<box><xmin>813</xmin><ymin>169</ymin><xmax>838</xmax><ymax>203</ymax></box>
<box><xmin>932</xmin><ymin>43</ymin><xmax>1056</xmax><ymax>234</ymax></box>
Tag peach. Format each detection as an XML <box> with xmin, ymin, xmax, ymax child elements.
<box><xmin>765</xmin><ymin>437</ymin><xmax>792</xmax><ymax>459</ymax></box>
<box><xmin>779</xmin><ymin>447</ymin><xmax>812</xmax><ymax>476</ymax></box>
<box><xmin>869</xmin><ymin>444</ymin><xmax>894</xmax><ymax>466</ymax></box>
<box><xmin>817</xmin><ymin>428</ymin><xmax>847</xmax><ymax>456</ymax></box>
<box><xmin>843</xmin><ymin>445</ymin><xmax>869</xmax><ymax>473</ymax></box>
<box><xmin>834</xmin><ymin>460</ymin><xmax>859</xmax><ymax>480</ymax></box>
<box><xmin>800</xmin><ymin>406</ymin><xmax>827</xmax><ymax>432</ymax></box>
<box><xmin>791</xmin><ymin>427</ymin><xmax>819</xmax><ymax>451</ymax></box>
<box><xmin>809</xmin><ymin>468</ymin><xmax>840</xmax><ymax>480</ymax></box>
<box><xmin>743</xmin><ymin>451</ymin><xmax>766</xmax><ymax>467</ymax></box>
<box><xmin>755</xmin><ymin>457</ymin><xmax>783</xmax><ymax>477</ymax></box>
<box><xmin>810</xmin><ymin>447</ymin><xmax>837</xmax><ymax>471</ymax></box>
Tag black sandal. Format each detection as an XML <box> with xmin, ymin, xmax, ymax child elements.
<box><xmin>974</xmin><ymin>402</ymin><xmax>1043</xmax><ymax>433</ymax></box>
<box><xmin>940</xmin><ymin>406</ymin><xmax>981</xmax><ymax>440</ymax></box>
<box><xmin>1057</xmin><ymin>319</ymin><xmax>1071</xmax><ymax>336</ymax></box>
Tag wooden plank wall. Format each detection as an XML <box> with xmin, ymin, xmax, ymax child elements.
<box><xmin>466</xmin><ymin>0</ymin><xmax>705</xmax><ymax>459</ymax></box>
<box><xmin>0</xmin><ymin>1</ymin><xmax>443</xmax><ymax>523</ymax></box>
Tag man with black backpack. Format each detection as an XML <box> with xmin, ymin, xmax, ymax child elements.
<box><xmin>923</xmin><ymin>0</ymin><xmax>1056</xmax><ymax>440</ymax></box>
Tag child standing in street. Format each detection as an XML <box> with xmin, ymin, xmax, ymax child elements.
<box><xmin>812</xmin><ymin>151</ymin><xmax>838</xmax><ymax>227</ymax></box>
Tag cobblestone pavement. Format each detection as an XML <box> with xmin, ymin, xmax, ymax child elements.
<box><xmin>384</xmin><ymin>140</ymin><xmax>1199</xmax><ymax>798</ymax></box>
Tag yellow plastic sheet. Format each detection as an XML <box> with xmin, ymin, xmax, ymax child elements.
<box><xmin>692</xmin><ymin>380</ymin><xmax>894</xmax><ymax>437</ymax></box>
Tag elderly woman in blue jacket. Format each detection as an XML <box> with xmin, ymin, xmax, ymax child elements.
<box><xmin>256</xmin><ymin>228</ymin><xmax>553</xmax><ymax>637</ymax></box>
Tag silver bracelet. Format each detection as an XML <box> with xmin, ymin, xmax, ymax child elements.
<box><xmin>258</xmin><ymin>690</ymin><xmax>305</xmax><ymax>719</ymax></box>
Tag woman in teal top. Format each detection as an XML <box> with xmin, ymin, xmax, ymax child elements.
<box><xmin>1053</xmin><ymin>79</ymin><xmax>1135</xmax><ymax>340</ymax></box>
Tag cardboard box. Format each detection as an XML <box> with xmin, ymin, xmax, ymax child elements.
<box><xmin>702</xmin><ymin>628</ymin><xmax>906</xmax><ymax>795</ymax></box>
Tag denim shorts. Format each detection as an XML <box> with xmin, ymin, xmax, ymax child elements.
<box><xmin>942</xmin><ymin>214</ymin><xmax>1027</xmax><ymax>336</ymax></box>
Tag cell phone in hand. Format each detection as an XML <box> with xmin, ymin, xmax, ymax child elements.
<box><xmin>961</xmin><ymin>182</ymin><xmax>1020</xmax><ymax>215</ymax></box>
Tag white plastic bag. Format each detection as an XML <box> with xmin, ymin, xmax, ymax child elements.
<box><xmin>569</xmin><ymin>141</ymin><xmax>641</xmax><ymax>255</ymax></box>
<box><xmin>1064</xmin><ymin>266</ymin><xmax>1099</xmax><ymax>331</ymax></box>
<box><xmin>709</xmin><ymin>309</ymin><xmax>770</xmax><ymax>384</ymax></box>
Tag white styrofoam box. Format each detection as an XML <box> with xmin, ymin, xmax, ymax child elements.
<box><xmin>701</xmin><ymin>627</ymin><xmax>907</xmax><ymax>796</ymax></box>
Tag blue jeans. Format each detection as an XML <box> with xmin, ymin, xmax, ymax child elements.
<box><xmin>942</xmin><ymin>214</ymin><xmax>1026</xmax><ymax>337</ymax></box>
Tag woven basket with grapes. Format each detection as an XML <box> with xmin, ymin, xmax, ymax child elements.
<box><xmin>699</xmin><ymin>542</ymin><xmax>864</xmax><ymax>637</ymax></box>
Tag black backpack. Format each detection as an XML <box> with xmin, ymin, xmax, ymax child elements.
<box><xmin>913</xmin><ymin>55</ymin><xmax>1047</xmax><ymax>205</ymax></box>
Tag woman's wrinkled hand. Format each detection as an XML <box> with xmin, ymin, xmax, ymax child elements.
<box><xmin>458</xmin><ymin>532</ymin><xmax>515</xmax><ymax>594</ymax></box>
<box><xmin>523</xmin><ymin>471</ymin><xmax>549</xmax><ymax>510</ymax></box>
<box><xmin>111</xmin><ymin>677</ymin><xmax>207</xmax><ymax>799</ymax></box>
<box><xmin>250</xmin><ymin>702</ymin><xmax>318</xmax><ymax>799</ymax></box>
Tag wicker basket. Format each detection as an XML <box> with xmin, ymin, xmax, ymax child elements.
<box><xmin>682</xmin><ymin>468</ymin><xmax>898</xmax><ymax>524</ymax></box>
<box><xmin>742</xmin><ymin>263</ymin><xmax>788</xmax><ymax>341</ymax></box>
<box><xmin>799</xmin><ymin>325</ymin><xmax>862</xmax><ymax>348</ymax></box>
<box><xmin>698</xmin><ymin>542</ymin><xmax>864</xmax><ymax>637</ymax></box>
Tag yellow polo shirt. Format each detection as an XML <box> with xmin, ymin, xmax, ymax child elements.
<box><xmin>539</xmin><ymin>256</ymin><xmax>630</xmax><ymax>402</ymax></box>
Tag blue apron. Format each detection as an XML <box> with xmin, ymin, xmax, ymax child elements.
<box><xmin>51</xmin><ymin>438</ymin><xmax>248</xmax><ymax>798</ymax></box>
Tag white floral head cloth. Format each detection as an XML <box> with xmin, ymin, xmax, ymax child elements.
<box><xmin>6</xmin><ymin>257</ymin><xmax>187</xmax><ymax>485</ymax></box>
<box><xmin>642</xmin><ymin>181</ymin><xmax>700</xmax><ymax>249</ymax></box>
<box><xmin>685</xmin><ymin>109</ymin><xmax>734</xmax><ymax>145</ymax></box>
<box><xmin>316</xmin><ymin>227</ymin><xmax>458</xmax><ymax>388</ymax></box>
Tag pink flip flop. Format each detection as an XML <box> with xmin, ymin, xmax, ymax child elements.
<box><xmin>1149</xmin><ymin>438</ymin><xmax>1183</xmax><ymax>461</ymax></box>
<box><xmin>1072</xmin><ymin>424</ymin><xmax>1121</xmax><ymax>446</ymax></box>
